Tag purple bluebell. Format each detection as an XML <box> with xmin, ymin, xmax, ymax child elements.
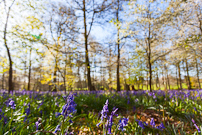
<box><xmin>9</xmin><ymin>99</ymin><xmax>16</xmax><ymax>109</ymax></box>
<box><xmin>54</xmin><ymin>124</ymin><xmax>60</xmax><ymax>133</ymax></box>
<box><xmin>118</xmin><ymin>118</ymin><xmax>128</xmax><ymax>131</ymax></box>
<box><xmin>156</xmin><ymin>123</ymin><xmax>165</xmax><ymax>130</ymax></box>
<box><xmin>25</xmin><ymin>103</ymin><xmax>30</xmax><ymax>115</ymax></box>
<box><xmin>150</xmin><ymin>118</ymin><xmax>155</xmax><ymax>127</ymax></box>
<box><xmin>56</xmin><ymin>94</ymin><xmax>77</xmax><ymax>119</ymax></box>
<box><xmin>97</xmin><ymin>99</ymin><xmax>109</xmax><ymax>127</ymax></box>
<box><xmin>192</xmin><ymin>119</ymin><xmax>201</xmax><ymax>132</ymax></box>
<box><xmin>107</xmin><ymin>108</ymin><xmax>118</xmax><ymax>134</ymax></box>
<box><xmin>136</xmin><ymin>120</ymin><xmax>145</xmax><ymax>129</ymax></box>
<box><xmin>35</xmin><ymin>121</ymin><xmax>39</xmax><ymax>130</ymax></box>
<box><xmin>194</xmin><ymin>107</ymin><xmax>197</xmax><ymax>112</ymax></box>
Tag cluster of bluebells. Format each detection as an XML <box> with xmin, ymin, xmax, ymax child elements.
<box><xmin>56</xmin><ymin>94</ymin><xmax>77</xmax><ymax>118</ymax></box>
<box><xmin>5</xmin><ymin>98</ymin><xmax>16</xmax><ymax>109</ymax></box>
<box><xmin>150</xmin><ymin>118</ymin><xmax>165</xmax><ymax>130</ymax></box>
<box><xmin>0</xmin><ymin>108</ymin><xmax>7</xmax><ymax>124</ymax></box>
<box><xmin>35</xmin><ymin>118</ymin><xmax>41</xmax><ymax>131</ymax></box>
<box><xmin>136</xmin><ymin>119</ymin><xmax>148</xmax><ymax>129</ymax></box>
<box><xmin>118</xmin><ymin>118</ymin><xmax>129</xmax><ymax>131</ymax></box>
<box><xmin>54</xmin><ymin>94</ymin><xmax>77</xmax><ymax>133</ymax></box>
<box><xmin>106</xmin><ymin>107</ymin><xmax>119</xmax><ymax>134</ymax></box>
<box><xmin>97</xmin><ymin>99</ymin><xmax>109</xmax><ymax>127</ymax></box>
<box><xmin>24</xmin><ymin>103</ymin><xmax>30</xmax><ymax>122</ymax></box>
<box><xmin>97</xmin><ymin>100</ymin><xmax>128</xmax><ymax>134</ymax></box>
<box><xmin>54</xmin><ymin>124</ymin><xmax>61</xmax><ymax>133</ymax></box>
<box><xmin>192</xmin><ymin>119</ymin><xmax>201</xmax><ymax>133</ymax></box>
<box><xmin>136</xmin><ymin>118</ymin><xmax>165</xmax><ymax>131</ymax></box>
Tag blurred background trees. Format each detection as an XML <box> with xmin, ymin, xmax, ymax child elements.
<box><xmin>0</xmin><ymin>0</ymin><xmax>202</xmax><ymax>92</ymax></box>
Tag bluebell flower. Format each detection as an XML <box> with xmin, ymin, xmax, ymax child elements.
<box><xmin>97</xmin><ymin>99</ymin><xmax>109</xmax><ymax>127</ymax></box>
<box><xmin>54</xmin><ymin>124</ymin><xmax>60</xmax><ymax>133</ymax></box>
<box><xmin>35</xmin><ymin>121</ymin><xmax>39</xmax><ymax>130</ymax></box>
<box><xmin>194</xmin><ymin>107</ymin><xmax>197</xmax><ymax>112</ymax></box>
<box><xmin>56</xmin><ymin>94</ymin><xmax>77</xmax><ymax>119</ymax></box>
<box><xmin>136</xmin><ymin>120</ymin><xmax>145</xmax><ymax>129</ymax></box>
<box><xmin>25</xmin><ymin>103</ymin><xmax>30</xmax><ymax>115</ymax></box>
<box><xmin>150</xmin><ymin>118</ymin><xmax>155</xmax><ymax>127</ymax></box>
<box><xmin>127</xmin><ymin>97</ymin><xmax>130</xmax><ymax>104</ymax></box>
<box><xmin>192</xmin><ymin>119</ymin><xmax>201</xmax><ymax>132</ymax></box>
<box><xmin>9</xmin><ymin>99</ymin><xmax>16</xmax><ymax>109</ymax></box>
<box><xmin>107</xmin><ymin>108</ymin><xmax>118</xmax><ymax>134</ymax></box>
<box><xmin>156</xmin><ymin>123</ymin><xmax>165</xmax><ymax>130</ymax></box>
<box><xmin>118</xmin><ymin>118</ymin><xmax>128</xmax><ymax>131</ymax></box>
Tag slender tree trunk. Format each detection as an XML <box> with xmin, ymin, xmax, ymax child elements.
<box><xmin>195</xmin><ymin>57</ymin><xmax>201</xmax><ymax>89</ymax></box>
<box><xmin>158</xmin><ymin>71</ymin><xmax>161</xmax><ymax>90</ymax></box>
<box><xmin>164</xmin><ymin>72</ymin><xmax>167</xmax><ymax>90</ymax></box>
<box><xmin>116</xmin><ymin>0</ymin><xmax>120</xmax><ymax>91</ymax></box>
<box><xmin>2</xmin><ymin>68</ymin><xmax>4</xmax><ymax>89</ymax></box>
<box><xmin>28</xmin><ymin>48</ymin><xmax>32</xmax><ymax>90</ymax></box>
<box><xmin>146</xmin><ymin>71</ymin><xmax>149</xmax><ymax>90</ymax></box>
<box><xmin>4</xmin><ymin>5</ymin><xmax>14</xmax><ymax>93</ymax></box>
<box><xmin>108</xmin><ymin>45</ymin><xmax>112</xmax><ymax>90</ymax></box>
<box><xmin>185</xmin><ymin>58</ymin><xmax>191</xmax><ymax>89</ymax></box>
<box><xmin>177</xmin><ymin>62</ymin><xmax>182</xmax><ymax>90</ymax></box>
<box><xmin>83</xmin><ymin>0</ymin><xmax>92</xmax><ymax>91</ymax></box>
<box><xmin>24</xmin><ymin>61</ymin><xmax>26</xmax><ymax>89</ymax></box>
<box><xmin>39</xmin><ymin>67</ymin><xmax>42</xmax><ymax>91</ymax></box>
<box><xmin>148</xmin><ymin>12</ymin><xmax>152</xmax><ymax>92</ymax></box>
<box><xmin>167</xmin><ymin>74</ymin><xmax>170</xmax><ymax>90</ymax></box>
<box><xmin>52</xmin><ymin>60</ymin><xmax>57</xmax><ymax>91</ymax></box>
<box><xmin>176</xmin><ymin>65</ymin><xmax>179</xmax><ymax>90</ymax></box>
<box><xmin>156</xmin><ymin>71</ymin><xmax>158</xmax><ymax>90</ymax></box>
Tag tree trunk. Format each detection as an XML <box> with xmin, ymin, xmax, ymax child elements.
<box><xmin>176</xmin><ymin>64</ymin><xmax>179</xmax><ymax>90</ymax></box>
<box><xmin>156</xmin><ymin>71</ymin><xmax>158</xmax><ymax>90</ymax></box>
<box><xmin>52</xmin><ymin>60</ymin><xmax>57</xmax><ymax>92</ymax></box>
<box><xmin>28</xmin><ymin>48</ymin><xmax>32</xmax><ymax>90</ymax></box>
<box><xmin>158</xmin><ymin>71</ymin><xmax>161</xmax><ymax>90</ymax></box>
<box><xmin>177</xmin><ymin>62</ymin><xmax>182</xmax><ymax>90</ymax></box>
<box><xmin>108</xmin><ymin>45</ymin><xmax>112</xmax><ymax>90</ymax></box>
<box><xmin>83</xmin><ymin>0</ymin><xmax>92</xmax><ymax>91</ymax></box>
<box><xmin>167</xmin><ymin>74</ymin><xmax>170</xmax><ymax>90</ymax></box>
<box><xmin>4</xmin><ymin>5</ymin><xmax>13</xmax><ymax>93</ymax></box>
<box><xmin>146</xmin><ymin>71</ymin><xmax>149</xmax><ymax>90</ymax></box>
<box><xmin>148</xmin><ymin>12</ymin><xmax>152</xmax><ymax>92</ymax></box>
<box><xmin>116</xmin><ymin>0</ymin><xmax>120</xmax><ymax>91</ymax></box>
<box><xmin>195</xmin><ymin>57</ymin><xmax>201</xmax><ymax>89</ymax></box>
<box><xmin>2</xmin><ymin>69</ymin><xmax>4</xmax><ymax>90</ymax></box>
<box><xmin>185</xmin><ymin>58</ymin><xmax>191</xmax><ymax>89</ymax></box>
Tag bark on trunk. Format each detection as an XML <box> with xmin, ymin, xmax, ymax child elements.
<box><xmin>177</xmin><ymin>62</ymin><xmax>182</xmax><ymax>90</ymax></box>
<box><xmin>116</xmin><ymin>0</ymin><xmax>120</xmax><ymax>91</ymax></box>
<box><xmin>167</xmin><ymin>74</ymin><xmax>170</xmax><ymax>90</ymax></box>
<box><xmin>28</xmin><ymin>48</ymin><xmax>32</xmax><ymax>90</ymax></box>
<box><xmin>4</xmin><ymin>6</ymin><xmax>13</xmax><ymax>93</ymax></box>
<box><xmin>176</xmin><ymin>65</ymin><xmax>179</xmax><ymax>90</ymax></box>
<box><xmin>156</xmin><ymin>71</ymin><xmax>158</xmax><ymax>90</ymax></box>
<box><xmin>83</xmin><ymin>0</ymin><xmax>92</xmax><ymax>91</ymax></box>
<box><xmin>148</xmin><ymin>12</ymin><xmax>152</xmax><ymax>92</ymax></box>
<box><xmin>185</xmin><ymin>59</ymin><xmax>191</xmax><ymax>89</ymax></box>
<box><xmin>52</xmin><ymin>61</ymin><xmax>57</xmax><ymax>92</ymax></box>
<box><xmin>2</xmin><ymin>70</ymin><xmax>4</xmax><ymax>89</ymax></box>
<box><xmin>195</xmin><ymin>57</ymin><xmax>201</xmax><ymax>89</ymax></box>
